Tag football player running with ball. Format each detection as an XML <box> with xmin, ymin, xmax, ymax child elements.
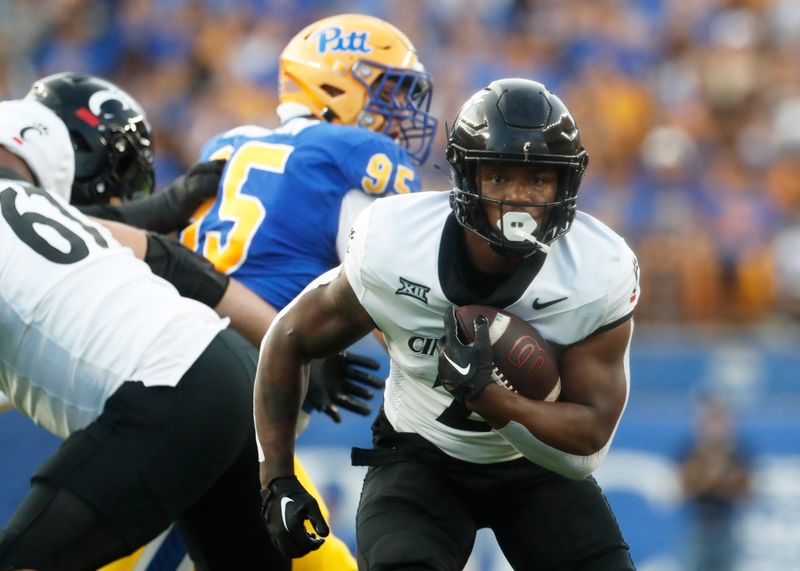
<box><xmin>255</xmin><ymin>78</ymin><xmax>640</xmax><ymax>570</ymax></box>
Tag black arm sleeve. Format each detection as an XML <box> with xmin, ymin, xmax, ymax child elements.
<box><xmin>76</xmin><ymin>203</ymin><xmax>125</xmax><ymax>222</ymax></box>
<box><xmin>113</xmin><ymin>175</ymin><xmax>199</xmax><ymax>233</ymax></box>
<box><xmin>144</xmin><ymin>233</ymin><xmax>230</xmax><ymax>307</ymax></box>
<box><xmin>76</xmin><ymin>159</ymin><xmax>226</xmax><ymax>233</ymax></box>
<box><xmin>75</xmin><ymin>179</ymin><xmax>194</xmax><ymax>233</ymax></box>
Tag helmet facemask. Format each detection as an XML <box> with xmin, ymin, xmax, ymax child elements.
<box><xmin>353</xmin><ymin>60</ymin><xmax>437</xmax><ymax>165</ymax></box>
<box><xmin>446</xmin><ymin>78</ymin><xmax>589</xmax><ymax>258</ymax></box>
<box><xmin>106</xmin><ymin>117</ymin><xmax>154</xmax><ymax>201</ymax></box>
<box><xmin>72</xmin><ymin>113</ymin><xmax>154</xmax><ymax>205</ymax></box>
<box><xmin>449</xmin><ymin>151</ymin><xmax>587</xmax><ymax>258</ymax></box>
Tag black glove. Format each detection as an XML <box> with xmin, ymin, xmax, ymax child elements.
<box><xmin>436</xmin><ymin>307</ymin><xmax>494</xmax><ymax>403</ymax></box>
<box><xmin>112</xmin><ymin>159</ymin><xmax>226</xmax><ymax>233</ymax></box>
<box><xmin>305</xmin><ymin>352</ymin><xmax>383</xmax><ymax>423</ymax></box>
<box><xmin>261</xmin><ymin>476</ymin><xmax>329</xmax><ymax>558</ymax></box>
<box><xmin>174</xmin><ymin>158</ymin><xmax>227</xmax><ymax>206</ymax></box>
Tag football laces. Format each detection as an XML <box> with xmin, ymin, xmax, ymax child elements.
<box><xmin>491</xmin><ymin>365</ymin><xmax>517</xmax><ymax>393</ymax></box>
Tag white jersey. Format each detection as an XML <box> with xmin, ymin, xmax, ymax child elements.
<box><xmin>0</xmin><ymin>178</ymin><xmax>227</xmax><ymax>438</ymax></box>
<box><xmin>344</xmin><ymin>191</ymin><xmax>640</xmax><ymax>464</ymax></box>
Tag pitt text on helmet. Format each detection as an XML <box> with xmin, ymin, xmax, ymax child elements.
<box><xmin>316</xmin><ymin>27</ymin><xmax>372</xmax><ymax>55</ymax></box>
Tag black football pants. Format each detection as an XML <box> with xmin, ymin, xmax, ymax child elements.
<box><xmin>353</xmin><ymin>418</ymin><xmax>635</xmax><ymax>571</ymax></box>
<box><xmin>0</xmin><ymin>329</ymin><xmax>287</xmax><ymax>571</ymax></box>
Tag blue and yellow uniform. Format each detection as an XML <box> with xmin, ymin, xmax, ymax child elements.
<box><xmin>181</xmin><ymin>113</ymin><xmax>420</xmax><ymax>309</ymax></box>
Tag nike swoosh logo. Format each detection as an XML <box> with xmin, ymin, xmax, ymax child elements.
<box><xmin>532</xmin><ymin>296</ymin><xmax>568</xmax><ymax>310</ymax></box>
<box><xmin>442</xmin><ymin>352</ymin><xmax>471</xmax><ymax>376</ymax></box>
<box><xmin>280</xmin><ymin>497</ymin><xmax>294</xmax><ymax>531</ymax></box>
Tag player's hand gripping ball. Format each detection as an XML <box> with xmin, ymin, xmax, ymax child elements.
<box><xmin>437</xmin><ymin>308</ymin><xmax>495</xmax><ymax>403</ymax></box>
<box><xmin>454</xmin><ymin>305</ymin><xmax>561</xmax><ymax>402</ymax></box>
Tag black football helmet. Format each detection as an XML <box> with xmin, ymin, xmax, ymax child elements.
<box><xmin>447</xmin><ymin>78</ymin><xmax>588</xmax><ymax>258</ymax></box>
<box><xmin>26</xmin><ymin>72</ymin><xmax>154</xmax><ymax>205</ymax></box>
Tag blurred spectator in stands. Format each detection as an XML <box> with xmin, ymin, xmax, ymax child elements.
<box><xmin>771</xmin><ymin>199</ymin><xmax>800</xmax><ymax>321</ymax></box>
<box><xmin>629</xmin><ymin>125</ymin><xmax>723</xmax><ymax>323</ymax></box>
<box><xmin>678</xmin><ymin>396</ymin><xmax>753</xmax><ymax>571</ymax></box>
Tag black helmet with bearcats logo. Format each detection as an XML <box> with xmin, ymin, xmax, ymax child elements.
<box><xmin>26</xmin><ymin>72</ymin><xmax>154</xmax><ymax>206</ymax></box>
<box><xmin>447</xmin><ymin>78</ymin><xmax>589</xmax><ymax>258</ymax></box>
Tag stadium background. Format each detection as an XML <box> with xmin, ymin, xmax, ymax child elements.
<box><xmin>2</xmin><ymin>0</ymin><xmax>799</xmax><ymax>569</ymax></box>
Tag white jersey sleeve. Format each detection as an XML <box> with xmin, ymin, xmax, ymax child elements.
<box><xmin>502</xmin><ymin>211</ymin><xmax>640</xmax><ymax>346</ymax></box>
<box><xmin>0</xmin><ymin>180</ymin><xmax>227</xmax><ymax>438</ymax></box>
<box><xmin>336</xmin><ymin>189</ymin><xmax>375</xmax><ymax>263</ymax></box>
<box><xmin>602</xmin><ymin>248</ymin><xmax>640</xmax><ymax>328</ymax></box>
<box><xmin>342</xmin><ymin>200</ymin><xmax>373</xmax><ymax>302</ymax></box>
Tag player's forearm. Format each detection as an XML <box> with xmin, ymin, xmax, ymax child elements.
<box><xmin>470</xmin><ymin>387</ymin><xmax>617</xmax><ymax>479</ymax></box>
<box><xmin>253</xmin><ymin>271</ymin><xmax>377</xmax><ymax>485</ymax></box>
<box><xmin>254</xmin><ymin>323</ymin><xmax>308</xmax><ymax>486</ymax></box>
<box><xmin>496</xmin><ymin>419</ymin><xmax>610</xmax><ymax>480</ymax></box>
<box><xmin>105</xmin><ymin>177</ymin><xmax>202</xmax><ymax>233</ymax></box>
<box><xmin>214</xmin><ymin>278</ymin><xmax>277</xmax><ymax>347</ymax></box>
<box><xmin>91</xmin><ymin>217</ymin><xmax>148</xmax><ymax>258</ymax></box>
<box><xmin>81</xmin><ymin>187</ymin><xmax>187</xmax><ymax>233</ymax></box>
<box><xmin>112</xmin><ymin>159</ymin><xmax>224</xmax><ymax>232</ymax></box>
<box><xmin>470</xmin><ymin>384</ymin><xmax>615</xmax><ymax>456</ymax></box>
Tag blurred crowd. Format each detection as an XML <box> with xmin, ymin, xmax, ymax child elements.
<box><xmin>2</xmin><ymin>0</ymin><xmax>799</xmax><ymax>324</ymax></box>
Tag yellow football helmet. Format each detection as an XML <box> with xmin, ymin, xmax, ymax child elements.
<box><xmin>279</xmin><ymin>13</ymin><xmax>437</xmax><ymax>164</ymax></box>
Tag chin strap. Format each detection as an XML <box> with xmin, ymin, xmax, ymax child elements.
<box><xmin>320</xmin><ymin>106</ymin><xmax>338</xmax><ymax>122</ymax></box>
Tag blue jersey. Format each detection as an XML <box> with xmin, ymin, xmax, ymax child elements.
<box><xmin>181</xmin><ymin>117</ymin><xmax>420</xmax><ymax>309</ymax></box>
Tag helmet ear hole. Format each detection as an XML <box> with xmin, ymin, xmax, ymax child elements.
<box><xmin>69</xmin><ymin>130</ymin><xmax>91</xmax><ymax>152</ymax></box>
<box><xmin>320</xmin><ymin>84</ymin><xmax>344</xmax><ymax>97</ymax></box>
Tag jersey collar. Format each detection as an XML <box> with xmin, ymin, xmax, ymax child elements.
<box><xmin>277</xmin><ymin>102</ymin><xmax>315</xmax><ymax>125</ymax></box>
<box><xmin>439</xmin><ymin>213</ymin><xmax>547</xmax><ymax>308</ymax></box>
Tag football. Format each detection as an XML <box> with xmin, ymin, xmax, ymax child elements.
<box><xmin>455</xmin><ymin>305</ymin><xmax>561</xmax><ymax>402</ymax></box>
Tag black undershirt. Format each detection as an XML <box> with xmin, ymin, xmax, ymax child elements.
<box><xmin>438</xmin><ymin>214</ymin><xmax>546</xmax><ymax>308</ymax></box>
